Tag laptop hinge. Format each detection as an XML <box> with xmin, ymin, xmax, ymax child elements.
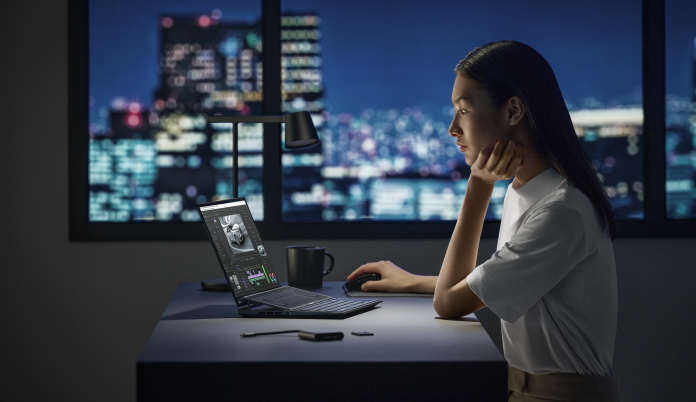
<box><xmin>241</xmin><ymin>298</ymin><xmax>263</xmax><ymax>308</ymax></box>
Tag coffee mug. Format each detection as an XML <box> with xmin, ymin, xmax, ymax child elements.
<box><xmin>286</xmin><ymin>246</ymin><xmax>335</xmax><ymax>289</ymax></box>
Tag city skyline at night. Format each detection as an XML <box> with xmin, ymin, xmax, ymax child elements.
<box><xmin>86</xmin><ymin>0</ymin><xmax>696</xmax><ymax>223</ymax></box>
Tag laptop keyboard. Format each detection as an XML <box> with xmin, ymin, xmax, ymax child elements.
<box><xmin>250</xmin><ymin>287</ymin><xmax>327</xmax><ymax>308</ymax></box>
<box><xmin>293</xmin><ymin>298</ymin><xmax>373</xmax><ymax>312</ymax></box>
<box><xmin>248</xmin><ymin>287</ymin><xmax>374</xmax><ymax>312</ymax></box>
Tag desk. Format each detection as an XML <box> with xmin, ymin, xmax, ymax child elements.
<box><xmin>137</xmin><ymin>282</ymin><xmax>507</xmax><ymax>401</ymax></box>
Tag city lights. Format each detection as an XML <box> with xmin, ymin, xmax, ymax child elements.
<box><xmin>88</xmin><ymin>4</ymin><xmax>695</xmax><ymax>225</ymax></box>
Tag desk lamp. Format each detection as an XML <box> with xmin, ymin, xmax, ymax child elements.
<box><xmin>207</xmin><ymin>111</ymin><xmax>320</xmax><ymax>198</ymax></box>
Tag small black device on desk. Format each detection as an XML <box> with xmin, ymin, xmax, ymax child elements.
<box><xmin>298</xmin><ymin>330</ymin><xmax>344</xmax><ymax>341</ymax></box>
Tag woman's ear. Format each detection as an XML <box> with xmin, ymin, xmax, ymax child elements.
<box><xmin>507</xmin><ymin>96</ymin><xmax>525</xmax><ymax>126</ymax></box>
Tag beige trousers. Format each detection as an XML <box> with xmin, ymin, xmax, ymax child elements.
<box><xmin>508</xmin><ymin>366</ymin><xmax>620</xmax><ymax>402</ymax></box>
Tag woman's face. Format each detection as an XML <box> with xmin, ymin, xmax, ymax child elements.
<box><xmin>448</xmin><ymin>74</ymin><xmax>513</xmax><ymax>166</ymax></box>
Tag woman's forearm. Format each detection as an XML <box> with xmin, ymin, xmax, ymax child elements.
<box><xmin>434</xmin><ymin>176</ymin><xmax>494</xmax><ymax>317</ymax></box>
<box><xmin>405</xmin><ymin>275</ymin><xmax>438</xmax><ymax>294</ymax></box>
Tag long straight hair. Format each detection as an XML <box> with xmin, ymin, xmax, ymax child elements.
<box><xmin>455</xmin><ymin>40</ymin><xmax>616</xmax><ymax>239</ymax></box>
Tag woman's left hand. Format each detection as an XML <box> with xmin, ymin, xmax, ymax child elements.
<box><xmin>470</xmin><ymin>140</ymin><xmax>524</xmax><ymax>184</ymax></box>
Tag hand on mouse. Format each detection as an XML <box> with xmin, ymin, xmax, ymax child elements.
<box><xmin>347</xmin><ymin>260</ymin><xmax>435</xmax><ymax>294</ymax></box>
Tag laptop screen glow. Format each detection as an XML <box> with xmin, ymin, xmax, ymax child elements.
<box><xmin>199</xmin><ymin>198</ymin><xmax>279</xmax><ymax>302</ymax></box>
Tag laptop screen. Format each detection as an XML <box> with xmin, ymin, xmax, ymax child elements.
<box><xmin>198</xmin><ymin>198</ymin><xmax>279</xmax><ymax>303</ymax></box>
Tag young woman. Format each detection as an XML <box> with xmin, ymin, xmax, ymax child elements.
<box><xmin>347</xmin><ymin>40</ymin><xmax>619</xmax><ymax>401</ymax></box>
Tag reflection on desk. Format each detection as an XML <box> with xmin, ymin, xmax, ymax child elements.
<box><xmin>137</xmin><ymin>281</ymin><xmax>507</xmax><ymax>401</ymax></box>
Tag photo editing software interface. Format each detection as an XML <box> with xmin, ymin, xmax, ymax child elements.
<box><xmin>200</xmin><ymin>200</ymin><xmax>278</xmax><ymax>300</ymax></box>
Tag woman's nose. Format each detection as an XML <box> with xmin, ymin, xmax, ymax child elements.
<box><xmin>448</xmin><ymin>120</ymin><xmax>461</xmax><ymax>137</ymax></box>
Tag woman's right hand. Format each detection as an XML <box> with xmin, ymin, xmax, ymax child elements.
<box><xmin>470</xmin><ymin>140</ymin><xmax>524</xmax><ymax>185</ymax></box>
<box><xmin>347</xmin><ymin>260</ymin><xmax>436</xmax><ymax>294</ymax></box>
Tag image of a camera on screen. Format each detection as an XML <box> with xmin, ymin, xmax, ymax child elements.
<box><xmin>219</xmin><ymin>214</ymin><xmax>253</xmax><ymax>254</ymax></box>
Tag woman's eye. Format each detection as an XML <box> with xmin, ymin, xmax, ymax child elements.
<box><xmin>459</xmin><ymin>109</ymin><xmax>468</xmax><ymax>114</ymax></box>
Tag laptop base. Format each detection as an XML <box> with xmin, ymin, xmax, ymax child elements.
<box><xmin>237</xmin><ymin>304</ymin><xmax>380</xmax><ymax>319</ymax></box>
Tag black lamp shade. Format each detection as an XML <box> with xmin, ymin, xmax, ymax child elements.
<box><xmin>284</xmin><ymin>111</ymin><xmax>320</xmax><ymax>149</ymax></box>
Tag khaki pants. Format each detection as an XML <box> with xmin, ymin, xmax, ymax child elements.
<box><xmin>508</xmin><ymin>366</ymin><xmax>620</xmax><ymax>401</ymax></box>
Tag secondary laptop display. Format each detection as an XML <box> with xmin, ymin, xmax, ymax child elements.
<box><xmin>199</xmin><ymin>198</ymin><xmax>279</xmax><ymax>305</ymax></box>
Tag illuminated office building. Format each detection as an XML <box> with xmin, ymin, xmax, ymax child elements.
<box><xmin>154</xmin><ymin>14</ymin><xmax>263</xmax><ymax>115</ymax></box>
<box><xmin>90</xmin><ymin>102</ymin><xmax>157</xmax><ymax>221</ymax></box>
<box><xmin>279</xmin><ymin>14</ymin><xmax>328</xmax><ymax>222</ymax></box>
<box><xmin>664</xmin><ymin>37</ymin><xmax>696</xmax><ymax>219</ymax></box>
<box><xmin>89</xmin><ymin>11</ymin><xmax>325</xmax><ymax>222</ymax></box>
<box><xmin>280</xmin><ymin>14</ymin><xmax>324</xmax><ymax>114</ymax></box>
<box><xmin>570</xmin><ymin>107</ymin><xmax>644</xmax><ymax>218</ymax></box>
<box><xmin>152</xmin><ymin>13</ymin><xmax>324</xmax><ymax>120</ymax></box>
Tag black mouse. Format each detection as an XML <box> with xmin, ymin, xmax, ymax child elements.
<box><xmin>343</xmin><ymin>273</ymin><xmax>381</xmax><ymax>292</ymax></box>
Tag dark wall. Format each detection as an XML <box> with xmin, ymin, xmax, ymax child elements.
<box><xmin>4</xmin><ymin>1</ymin><xmax>695</xmax><ymax>400</ymax></box>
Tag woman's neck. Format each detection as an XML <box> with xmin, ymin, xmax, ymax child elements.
<box><xmin>511</xmin><ymin>148</ymin><xmax>550</xmax><ymax>189</ymax></box>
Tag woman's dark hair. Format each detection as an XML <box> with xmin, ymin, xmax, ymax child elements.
<box><xmin>455</xmin><ymin>40</ymin><xmax>616</xmax><ymax>239</ymax></box>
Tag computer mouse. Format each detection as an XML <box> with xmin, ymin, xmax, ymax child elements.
<box><xmin>343</xmin><ymin>273</ymin><xmax>381</xmax><ymax>292</ymax></box>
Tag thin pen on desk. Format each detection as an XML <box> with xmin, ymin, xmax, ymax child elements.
<box><xmin>240</xmin><ymin>330</ymin><xmax>301</xmax><ymax>338</ymax></box>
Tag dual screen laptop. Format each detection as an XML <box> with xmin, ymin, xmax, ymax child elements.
<box><xmin>197</xmin><ymin>198</ymin><xmax>381</xmax><ymax>318</ymax></box>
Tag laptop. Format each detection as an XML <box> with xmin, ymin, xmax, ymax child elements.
<box><xmin>197</xmin><ymin>197</ymin><xmax>382</xmax><ymax>318</ymax></box>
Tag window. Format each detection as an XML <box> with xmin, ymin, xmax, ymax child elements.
<box><xmin>69</xmin><ymin>0</ymin><xmax>694</xmax><ymax>240</ymax></box>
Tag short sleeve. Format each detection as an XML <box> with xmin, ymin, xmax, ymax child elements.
<box><xmin>467</xmin><ymin>202</ymin><xmax>588</xmax><ymax>323</ymax></box>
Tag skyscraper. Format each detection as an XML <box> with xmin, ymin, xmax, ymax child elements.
<box><xmin>90</xmin><ymin>11</ymin><xmax>327</xmax><ymax>222</ymax></box>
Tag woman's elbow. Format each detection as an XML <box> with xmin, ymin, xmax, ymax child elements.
<box><xmin>433</xmin><ymin>295</ymin><xmax>466</xmax><ymax>319</ymax></box>
<box><xmin>433</xmin><ymin>290</ymin><xmax>484</xmax><ymax>319</ymax></box>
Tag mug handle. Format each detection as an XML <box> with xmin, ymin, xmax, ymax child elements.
<box><xmin>323</xmin><ymin>251</ymin><xmax>335</xmax><ymax>276</ymax></box>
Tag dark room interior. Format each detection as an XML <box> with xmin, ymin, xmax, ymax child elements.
<box><xmin>4</xmin><ymin>0</ymin><xmax>695</xmax><ymax>400</ymax></box>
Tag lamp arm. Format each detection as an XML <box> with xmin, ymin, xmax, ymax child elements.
<box><xmin>207</xmin><ymin>115</ymin><xmax>285</xmax><ymax>124</ymax></box>
<box><xmin>208</xmin><ymin>116</ymin><xmax>286</xmax><ymax>198</ymax></box>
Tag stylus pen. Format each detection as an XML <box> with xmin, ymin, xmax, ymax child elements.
<box><xmin>240</xmin><ymin>330</ymin><xmax>301</xmax><ymax>338</ymax></box>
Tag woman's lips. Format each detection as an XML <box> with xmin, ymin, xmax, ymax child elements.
<box><xmin>457</xmin><ymin>143</ymin><xmax>467</xmax><ymax>152</ymax></box>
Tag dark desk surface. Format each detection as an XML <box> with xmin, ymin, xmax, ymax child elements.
<box><xmin>137</xmin><ymin>281</ymin><xmax>507</xmax><ymax>401</ymax></box>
